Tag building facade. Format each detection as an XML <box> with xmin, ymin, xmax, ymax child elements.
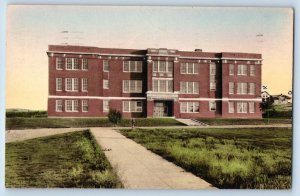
<box><xmin>47</xmin><ymin>45</ymin><xmax>262</xmax><ymax>118</ymax></box>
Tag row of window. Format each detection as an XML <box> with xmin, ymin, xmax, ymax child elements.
<box><xmin>55</xmin><ymin>99</ymin><xmax>142</xmax><ymax>113</ymax></box>
<box><xmin>56</xmin><ymin>58</ymin><xmax>88</xmax><ymax>70</ymax></box>
<box><xmin>55</xmin><ymin>100</ymin><xmax>255</xmax><ymax>114</ymax></box>
<box><xmin>180</xmin><ymin>101</ymin><xmax>255</xmax><ymax>113</ymax></box>
<box><xmin>56</xmin><ymin>78</ymin><xmax>88</xmax><ymax>92</ymax></box>
<box><xmin>230</xmin><ymin>64</ymin><xmax>256</xmax><ymax>76</ymax></box>
<box><xmin>229</xmin><ymin>82</ymin><xmax>256</xmax><ymax>95</ymax></box>
<box><xmin>56</xmin><ymin>58</ymin><xmax>257</xmax><ymax>77</ymax></box>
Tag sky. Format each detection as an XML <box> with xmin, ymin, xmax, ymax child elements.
<box><xmin>6</xmin><ymin>5</ymin><xmax>293</xmax><ymax>110</ymax></box>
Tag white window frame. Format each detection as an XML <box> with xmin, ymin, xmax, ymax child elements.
<box><xmin>237</xmin><ymin>102</ymin><xmax>248</xmax><ymax>113</ymax></box>
<box><xmin>82</xmin><ymin>58</ymin><xmax>88</xmax><ymax>70</ymax></box>
<box><xmin>123</xmin><ymin>80</ymin><xmax>142</xmax><ymax>93</ymax></box>
<box><xmin>180</xmin><ymin>81</ymin><xmax>199</xmax><ymax>94</ymax></box>
<box><xmin>82</xmin><ymin>78</ymin><xmax>88</xmax><ymax>92</ymax></box>
<box><xmin>65</xmin><ymin>100</ymin><xmax>79</xmax><ymax>112</ymax></box>
<box><xmin>103</xmin><ymin>60</ymin><xmax>109</xmax><ymax>72</ymax></box>
<box><xmin>250</xmin><ymin>65</ymin><xmax>256</xmax><ymax>76</ymax></box>
<box><xmin>152</xmin><ymin>79</ymin><xmax>173</xmax><ymax>93</ymax></box>
<box><xmin>55</xmin><ymin>100</ymin><xmax>63</xmax><ymax>112</ymax></box>
<box><xmin>209</xmin><ymin>101</ymin><xmax>216</xmax><ymax>111</ymax></box>
<box><xmin>210</xmin><ymin>63</ymin><xmax>216</xmax><ymax>75</ymax></box>
<box><xmin>249</xmin><ymin>83</ymin><xmax>255</xmax><ymax>95</ymax></box>
<box><xmin>65</xmin><ymin>78</ymin><xmax>78</xmax><ymax>92</ymax></box>
<box><xmin>237</xmin><ymin>64</ymin><xmax>247</xmax><ymax>75</ymax></box>
<box><xmin>249</xmin><ymin>102</ymin><xmax>255</xmax><ymax>113</ymax></box>
<box><xmin>153</xmin><ymin>61</ymin><xmax>173</xmax><ymax>73</ymax></box>
<box><xmin>180</xmin><ymin>102</ymin><xmax>199</xmax><ymax>113</ymax></box>
<box><xmin>56</xmin><ymin>57</ymin><xmax>63</xmax><ymax>70</ymax></box>
<box><xmin>229</xmin><ymin>82</ymin><xmax>234</xmax><ymax>95</ymax></box>
<box><xmin>228</xmin><ymin>102</ymin><xmax>234</xmax><ymax>113</ymax></box>
<box><xmin>56</xmin><ymin>78</ymin><xmax>62</xmax><ymax>91</ymax></box>
<box><xmin>123</xmin><ymin>61</ymin><xmax>143</xmax><ymax>73</ymax></box>
<box><xmin>229</xmin><ymin>64</ymin><xmax>234</xmax><ymax>75</ymax></box>
<box><xmin>180</xmin><ymin>63</ymin><xmax>199</xmax><ymax>74</ymax></box>
<box><xmin>65</xmin><ymin>58</ymin><xmax>79</xmax><ymax>70</ymax></box>
<box><xmin>237</xmin><ymin>82</ymin><xmax>247</xmax><ymax>95</ymax></box>
<box><xmin>103</xmin><ymin>100</ymin><xmax>109</xmax><ymax>112</ymax></box>
<box><xmin>210</xmin><ymin>76</ymin><xmax>216</xmax><ymax>91</ymax></box>
<box><xmin>103</xmin><ymin>80</ymin><xmax>109</xmax><ymax>89</ymax></box>
<box><xmin>82</xmin><ymin>100</ymin><xmax>88</xmax><ymax>112</ymax></box>
<box><xmin>123</xmin><ymin>101</ymin><xmax>143</xmax><ymax>112</ymax></box>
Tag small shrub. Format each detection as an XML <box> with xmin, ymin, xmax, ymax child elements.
<box><xmin>107</xmin><ymin>109</ymin><xmax>122</xmax><ymax>125</ymax></box>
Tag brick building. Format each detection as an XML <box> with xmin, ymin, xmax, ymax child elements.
<box><xmin>47</xmin><ymin>45</ymin><xmax>262</xmax><ymax>118</ymax></box>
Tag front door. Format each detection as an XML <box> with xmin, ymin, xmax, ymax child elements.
<box><xmin>154</xmin><ymin>102</ymin><xmax>165</xmax><ymax>117</ymax></box>
<box><xmin>153</xmin><ymin>101</ymin><xmax>172</xmax><ymax>117</ymax></box>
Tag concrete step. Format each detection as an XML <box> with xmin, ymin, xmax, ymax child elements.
<box><xmin>176</xmin><ymin>118</ymin><xmax>209</xmax><ymax>126</ymax></box>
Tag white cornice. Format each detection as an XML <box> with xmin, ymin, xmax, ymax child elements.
<box><xmin>48</xmin><ymin>95</ymin><xmax>146</xmax><ymax>100</ymax></box>
<box><xmin>47</xmin><ymin>50</ymin><xmax>145</xmax><ymax>57</ymax></box>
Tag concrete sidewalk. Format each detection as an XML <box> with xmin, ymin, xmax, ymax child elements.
<box><xmin>90</xmin><ymin>127</ymin><xmax>214</xmax><ymax>189</ymax></box>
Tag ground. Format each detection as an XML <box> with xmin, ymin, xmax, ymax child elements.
<box><xmin>120</xmin><ymin>127</ymin><xmax>292</xmax><ymax>189</ymax></box>
<box><xmin>5</xmin><ymin>130</ymin><xmax>122</xmax><ymax>188</ymax></box>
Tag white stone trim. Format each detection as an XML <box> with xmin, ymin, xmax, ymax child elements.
<box><xmin>47</xmin><ymin>50</ymin><xmax>145</xmax><ymax>57</ymax></box>
<box><xmin>179</xmin><ymin>57</ymin><xmax>219</xmax><ymax>60</ymax></box>
<box><xmin>49</xmin><ymin>95</ymin><xmax>146</xmax><ymax>100</ymax></box>
<box><xmin>221</xmin><ymin>57</ymin><xmax>263</xmax><ymax>61</ymax></box>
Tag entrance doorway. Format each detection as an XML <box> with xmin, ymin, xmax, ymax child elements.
<box><xmin>153</xmin><ymin>101</ymin><xmax>173</xmax><ymax>117</ymax></box>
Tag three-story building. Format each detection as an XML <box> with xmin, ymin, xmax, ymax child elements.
<box><xmin>47</xmin><ymin>45</ymin><xmax>262</xmax><ymax>118</ymax></box>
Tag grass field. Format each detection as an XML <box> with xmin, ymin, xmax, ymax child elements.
<box><xmin>197</xmin><ymin>118</ymin><xmax>292</xmax><ymax>126</ymax></box>
<box><xmin>6</xmin><ymin>117</ymin><xmax>184</xmax><ymax>130</ymax></box>
<box><xmin>5</xmin><ymin>130</ymin><xmax>122</xmax><ymax>188</ymax></box>
<box><xmin>120</xmin><ymin>127</ymin><xmax>292</xmax><ymax>189</ymax></box>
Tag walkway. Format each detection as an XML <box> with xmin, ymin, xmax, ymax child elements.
<box><xmin>90</xmin><ymin>127</ymin><xmax>214</xmax><ymax>189</ymax></box>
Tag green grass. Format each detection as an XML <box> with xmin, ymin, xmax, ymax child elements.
<box><xmin>6</xmin><ymin>117</ymin><xmax>184</xmax><ymax>130</ymax></box>
<box><xmin>5</xmin><ymin>130</ymin><xmax>123</xmax><ymax>188</ymax></box>
<box><xmin>196</xmin><ymin>118</ymin><xmax>292</xmax><ymax>126</ymax></box>
<box><xmin>120</xmin><ymin>127</ymin><xmax>292</xmax><ymax>189</ymax></box>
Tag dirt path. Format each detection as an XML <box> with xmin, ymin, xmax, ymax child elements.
<box><xmin>5</xmin><ymin>128</ymin><xmax>85</xmax><ymax>143</ymax></box>
<box><xmin>90</xmin><ymin>127</ymin><xmax>214</xmax><ymax>189</ymax></box>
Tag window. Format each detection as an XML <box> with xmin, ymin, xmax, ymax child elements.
<box><xmin>210</xmin><ymin>63</ymin><xmax>216</xmax><ymax>75</ymax></box>
<box><xmin>237</xmin><ymin>83</ymin><xmax>247</xmax><ymax>94</ymax></box>
<box><xmin>82</xmin><ymin>78</ymin><xmax>88</xmax><ymax>92</ymax></box>
<box><xmin>103</xmin><ymin>100</ymin><xmax>109</xmax><ymax>112</ymax></box>
<box><xmin>180</xmin><ymin>82</ymin><xmax>199</xmax><ymax>94</ymax></box>
<box><xmin>123</xmin><ymin>101</ymin><xmax>143</xmax><ymax>112</ymax></box>
<box><xmin>229</xmin><ymin>64</ymin><xmax>234</xmax><ymax>75</ymax></box>
<box><xmin>209</xmin><ymin>101</ymin><xmax>216</xmax><ymax>111</ymax></box>
<box><xmin>228</xmin><ymin>102</ymin><xmax>234</xmax><ymax>113</ymax></box>
<box><xmin>103</xmin><ymin>80</ymin><xmax>109</xmax><ymax>89</ymax></box>
<box><xmin>82</xmin><ymin>100</ymin><xmax>88</xmax><ymax>112</ymax></box>
<box><xmin>65</xmin><ymin>100</ymin><xmax>79</xmax><ymax>112</ymax></box>
<box><xmin>249</xmin><ymin>102</ymin><xmax>255</xmax><ymax>113</ymax></box>
<box><xmin>210</xmin><ymin>77</ymin><xmax>216</xmax><ymax>90</ymax></box>
<box><xmin>123</xmin><ymin>80</ymin><xmax>142</xmax><ymax>93</ymax></box>
<box><xmin>180</xmin><ymin>63</ymin><xmax>199</xmax><ymax>74</ymax></box>
<box><xmin>56</xmin><ymin>100</ymin><xmax>63</xmax><ymax>112</ymax></box>
<box><xmin>56</xmin><ymin>58</ymin><xmax>63</xmax><ymax>70</ymax></box>
<box><xmin>65</xmin><ymin>78</ymin><xmax>78</xmax><ymax>91</ymax></box>
<box><xmin>229</xmin><ymin>82</ymin><xmax>234</xmax><ymax>94</ymax></box>
<box><xmin>237</xmin><ymin>102</ymin><xmax>248</xmax><ymax>113</ymax></box>
<box><xmin>153</xmin><ymin>61</ymin><xmax>173</xmax><ymax>73</ymax></box>
<box><xmin>250</xmin><ymin>65</ymin><xmax>256</xmax><ymax>76</ymax></box>
<box><xmin>152</xmin><ymin>80</ymin><xmax>173</xmax><ymax>92</ymax></box>
<box><xmin>237</xmin><ymin>64</ymin><xmax>247</xmax><ymax>75</ymax></box>
<box><xmin>82</xmin><ymin>59</ymin><xmax>88</xmax><ymax>70</ymax></box>
<box><xmin>249</xmin><ymin>83</ymin><xmax>256</xmax><ymax>95</ymax></box>
<box><xmin>180</xmin><ymin>102</ymin><xmax>199</xmax><ymax>113</ymax></box>
<box><xmin>103</xmin><ymin>60</ymin><xmax>109</xmax><ymax>72</ymax></box>
<box><xmin>56</xmin><ymin>78</ymin><xmax>62</xmax><ymax>91</ymax></box>
<box><xmin>123</xmin><ymin>61</ymin><xmax>143</xmax><ymax>72</ymax></box>
<box><xmin>66</xmin><ymin>58</ymin><xmax>79</xmax><ymax>70</ymax></box>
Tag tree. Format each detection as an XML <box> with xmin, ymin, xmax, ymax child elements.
<box><xmin>260</xmin><ymin>96</ymin><xmax>275</xmax><ymax>118</ymax></box>
<box><xmin>107</xmin><ymin>108</ymin><xmax>122</xmax><ymax>125</ymax></box>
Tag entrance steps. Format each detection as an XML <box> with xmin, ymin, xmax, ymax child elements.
<box><xmin>176</xmin><ymin>118</ymin><xmax>209</xmax><ymax>126</ymax></box>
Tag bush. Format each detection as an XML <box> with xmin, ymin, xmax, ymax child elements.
<box><xmin>107</xmin><ymin>109</ymin><xmax>122</xmax><ymax>125</ymax></box>
<box><xmin>6</xmin><ymin>111</ymin><xmax>47</xmax><ymax>118</ymax></box>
